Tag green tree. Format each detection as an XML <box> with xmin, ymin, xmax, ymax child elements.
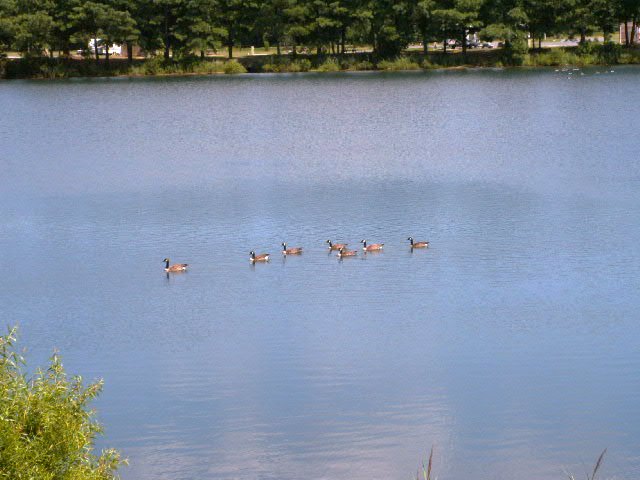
<box><xmin>591</xmin><ymin>0</ymin><xmax>617</xmax><ymax>42</ymax></box>
<box><xmin>359</xmin><ymin>0</ymin><xmax>413</xmax><ymax>57</ymax></box>
<box><xmin>524</xmin><ymin>0</ymin><xmax>568</xmax><ymax>49</ymax></box>
<box><xmin>413</xmin><ymin>0</ymin><xmax>437</xmax><ymax>55</ymax></box>
<box><xmin>259</xmin><ymin>0</ymin><xmax>296</xmax><ymax>55</ymax></box>
<box><xmin>618</xmin><ymin>0</ymin><xmax>640</xmax><ymax>45</ymax></box>
<box><xmin>100</xmin><ymin>5</ymin><xmax>138</xmax><ymax>66</ymax></box>
<box><xmin>0</xmin><ymin>0</ymin><xmax>18</xmax><ymax>54</ymax></box>
<box><xmin>433</xmin><ymin>0</ymin><xmax>482</xmax><ymax>53</ymax></box>
<box><xmin>0</xmin><ymin>326</ymin><xmax>125</xmax><ymax>479</ymax></box>
<box><xmin>51</xmin><ymin>0</ymin><xmax>83</xmax><ymax>56</ymax></box>
<box><xmin>12</xmin><ymin>11</ymin><xmax>55</xmax><ymax>55</ymax></box>
<box><xmin>283</xmin><ymin>1</ymin><xmax>309</xmax><ymax>55</ymax></box>
<box><xmin>565</xmin><ymin>0</ymin><xmax>596</xmax><ymax>43</ymax></box>
<box><xmin>175</xmin><ymin>0</ymin><xmax>225</xmax><ymax>58</ymax></box>
<box><xmin>71</xmin><ymin>1</ymin><xmax>137</xmax><ymax>65</ymax></box>
<box><xmin>480</xmin><ymin>0</ymin><xmax>529</xmax><ymax>57</ymax></box>
<box><xmin>216</xmin><ymin>0</ymin><xmax>257</xmax><ymax>58</ymax></box>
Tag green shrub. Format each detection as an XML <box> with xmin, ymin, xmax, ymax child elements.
<box><xmin>142</xmin><ymin>56</ymin><xmax>164</xmax><ymax>75</ymax></box>
<box><xmin>38</xmin><ymin>62</ymin><xmax>68</xmax><ymax>78</ymax></box>
<box><xmin>597</xmin><ymin>42</ymin><xmax>622</xmax><ymax>63</ymax></box>
<box><xmin>377</xmin><ymin>57</ymin><xmax>420</xmax><ymax>70</ymax></box>
<box><xmin>0</xmin><ymin>326</ymin><xmax>125</xmax><ymax>479</ymax></box>
<box><xmin>576</xmin><ymin>41</ymin><xmax>597</xmax><ymax>55</ymax></box>
<box><xmin>261</xmin><ymin>60</ymin><xmax>311</xmax><ymax>73</ymax></box>
<box><xmin>316</xmin><ymin>58</ymin><xmax>341</xmax><ymax>72</ymax></box>
<box><xmin>342</xmin><ymin>59</ymin><xmax>374</xmax><ymax>70</ymax></box>
<box><xmin>421</xmin><ymin>58</ymin><xmax>433</xmax><ymax>69</ymax></box>
<box><xmin>293</xmin><ymin>58</ymin><xmax>311</xmax><ymax>72</ymax></box>
<box><xmin>194</xmin><ymin>60</ymin><xmax>225</xmax><ymax>74</ymax></box>
<box><xmin>525</xmin><ymin>48</ymin><xmax>582</xmax><ymax>66</ymax></box>
<box><xmin>223</xmin><ymin>60</ymin><xmax>247</xmax><ymax>74</ymax></box>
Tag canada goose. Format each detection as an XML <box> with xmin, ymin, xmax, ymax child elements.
<box><xmin>326</xmin><ymin>240</ymin><xmax>348</xmax><ymax>251</ymax></box>
<box><xmin>408</xmin><ymin>237</ymin><xmax>429</xmax><ymax>248</ymax></box>
<box><xmin>281</xmin><ymin>242</ymin><xmax>303</xmax><ymax>255</ymax></box>
<box><xmin>250</xmin><ymin>251</ymin><xmax>270</xmax><ymax>263</ymax></box>
<box><xmin>163</xmin><ymin>258</ymin><xmax>188</xmax><ymax>272</ymax></box>
<box><xmin>361</xmin><ymin>239</ymin><xmax>384</xmax><ymax>251</ymax></box>
<box><xmin>337</xmin><ymin>247</ymin><xmax>357</xmax><ymax>257</ymax></box>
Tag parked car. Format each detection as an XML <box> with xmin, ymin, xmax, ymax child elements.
<box><xmin>481</xmin><ymin>42</ymin><xmax>495</xmax><ymax>48</ymax></box>
<box><xmin>467</xmin><ymin>41</ymin><xmax>480</xmax><ymax>49</ymax></box>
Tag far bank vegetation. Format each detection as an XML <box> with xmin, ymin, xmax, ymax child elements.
<box><xmin>1</xmin><ymin>0</ymin><xmax>640</xmax><ymax>78</ymax></box>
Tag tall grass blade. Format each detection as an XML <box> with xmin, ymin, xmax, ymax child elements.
<box><xmin>589</xmin><ymin>448</ymin><xmax>606</xmax><ymax>480</ymax></box>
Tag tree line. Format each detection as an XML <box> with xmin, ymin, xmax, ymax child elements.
<box><xmin>0</xmin><ymin>0</ymin><xmax>637</xmax><ymax>63</ymax></box>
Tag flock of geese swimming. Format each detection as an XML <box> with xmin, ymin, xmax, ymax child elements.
<box><xmin>163</xmin><ymin>237</ymin><xmax>430</xmax><ymax>272</ymax></box>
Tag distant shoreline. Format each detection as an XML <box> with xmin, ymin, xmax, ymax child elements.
<box><xmin>3</xmin><ymin>46</ymin><xmax>639</xmax><ymax>80</ymax></box>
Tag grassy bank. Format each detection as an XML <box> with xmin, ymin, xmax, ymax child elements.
<box><xmin>3</xmin><ymin>44</ymin><xmax>640</xmax><ymax>79</ymax></box>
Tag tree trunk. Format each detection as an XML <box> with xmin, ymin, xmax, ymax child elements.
<box><xmin>443</xmin><ymin>36</ymin><xmax>447</xmax><ymax>53</ymax></box>
<box><xmin>127</xmin><ymin>41</ymin><xmax>133</xmax><ymax>65</ymax></box>
<box><xmin>632</xmin><ymin>19</ymin><xmax>637</xmax><ymax>45</ymax></box>
<box><xmin>105</xmin><ymin>47</ymin><xmax>110</xmax><ymax>68</ymax></box>
<box><xmin>580</xmin><ymin>29</ymin><xmax>586</xmax><ymax>44</ymax></box>
<box><xmin>276</xmin><ymin>41</ymin><xmax>281</xmax><ymax>56</ymax></box>
<box><xmin>625</xmin><ymin>21</ymin><xmax>629</xmax><ymax>46</ymax></box>
<box><xmin>462</xmin><ymin>29</ymin><xmax>467</xmax><ymax>53</ymax></box>
<box><xmin>228</xmin><ymin>27</ymin><xmax>233</xmax><ymax>58</ymax></box>
<box><xmin>164</xmin><ymin>4</ymin><xmax>171</xmax><ymax>60</ymax></box>
<box><xmin>341</xmin><ymin>28</ymin><xmax>346</xmax><ymax>54</ymax></box>
<box><xmin>228</xmin><ymin>43</ymin><xmax>233</xmax><ymax>59</ymax></box>
<box><xmin>538</xmin><ymin>36</ymin><xmax>542</xmax><ymax>49</ymax></box>
<box><xmin>422</xmin><ymin>30</ymin><xmax>429</xmax><ymax>55</ymax></box>
<box><xmin>94</xmin><ymin>36</ymin><xmax>99</xmax><ymax>65</ymax></box>
<box><xmin>201</xmin><ymin>49</ymin><xmax>205</xmax><ymax>59</ymax></box>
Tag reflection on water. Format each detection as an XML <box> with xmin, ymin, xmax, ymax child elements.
<box><xmin>1</xmin><ymin>68</ymin><xmax>640</xmax><ymax>480</ymax></box>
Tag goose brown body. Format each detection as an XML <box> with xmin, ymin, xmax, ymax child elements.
<box><xmin>408</xmin><ymin>237</ymin><xmax>430</xmax><ymax>248</ymax></box>
<box><xmin>163</xmin><ymin>258</ymin><xmax>188</xmax><ymax>272</ymax></box>
<box><xmin>326</xmin><ymin>240</ymin><xmax>348</xmax><ymax>251</ymax></box>
<box><xmin>337</xmin><ymin>247</ymin><xmax>357</xmax><ymax>257</ymax></box>
<box><xmin>281</xmin><ymin>242</ymin><xmax>303</xmax><ymax>255</ymax></box>
<box><xmin>361</xmin><ymin>240</ymin><xmax>384</xmax><ymax>252</ymax></box>
<box><xmin>250</xmin><ymin>251</ymin><xmax>270</xmax><ymax>262</ymax></box>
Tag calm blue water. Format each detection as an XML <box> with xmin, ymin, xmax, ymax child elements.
<box><xmin>1</xmin><ymin>67</ymin><xmax>640</xmax><ymax>479</ymax></box>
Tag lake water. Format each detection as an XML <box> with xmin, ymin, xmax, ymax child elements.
<box><xmin>1</xmin><ymin>67</ymin><xmax>640</xmax><ymax>480</ymax></box>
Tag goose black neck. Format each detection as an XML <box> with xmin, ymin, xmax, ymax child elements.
<box><xmin>165</xmin><ymin>259</ymin><xmax>170</xmax><ymax>268</ymax></box>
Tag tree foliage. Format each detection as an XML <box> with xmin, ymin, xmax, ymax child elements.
<box><xmin>0</xmin><ymin>0</ymin><xmax>637</xmax><ymax>58</ymax></box>
<box><xmin>0</xmin><ymin>326</ymin><xmax>125</xmax><ymax>480</ymax></box>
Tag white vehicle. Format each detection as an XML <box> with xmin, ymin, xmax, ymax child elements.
<box><xmin>88</xmin><ymin>39</ymin><xmax>122</xmax><ymax>55</ymax></box>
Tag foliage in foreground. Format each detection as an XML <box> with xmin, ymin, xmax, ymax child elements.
<box><xmin>4</xmin><ymin>43</ymin><xmax>640</xmax><ymax>78</ymax></box>
<box><xmin>0</xmin><ymin>326</ymin><xmax>125</xmax><ymax>480</ymax></box>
